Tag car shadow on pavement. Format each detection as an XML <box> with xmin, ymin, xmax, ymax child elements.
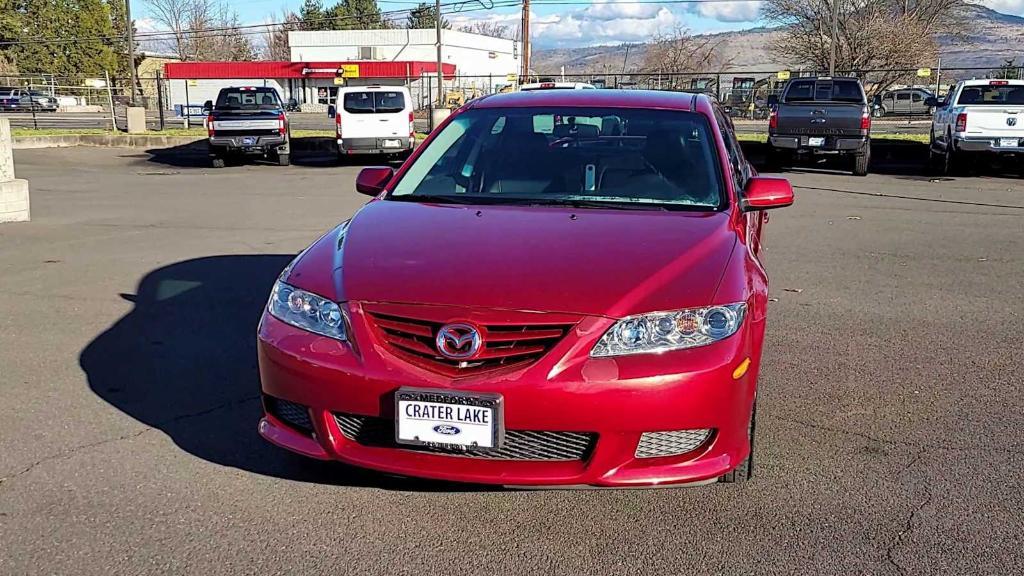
<box><xmin>79</xmin><ymin>255</ymin><xmax>496</xmax><ymax>492</ymax></box>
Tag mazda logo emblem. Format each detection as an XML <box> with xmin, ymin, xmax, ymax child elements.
<box><xmin>435</xmin><ymin>323</ymin><xmax>482</xmax><ymax>360</ymax></box>
<box><xmin>1008</xmin><ymin>117</ymin><xmax>1018</xmax><ymax>127</ymax></box>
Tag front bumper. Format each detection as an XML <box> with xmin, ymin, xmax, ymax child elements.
<box><xmin>954</xmin><ymin>136</ymin><xmax>1024</xmax><ymax>153</ymax></box>
<box><xmin>256</xmin><ymin>303</ymin><xmax>761</xmax><ymax>487</ymax></box>
<box><xmin>769</xmin><ymin>134</ymin><xmax>867</xmax><ymax>153</ymax></box>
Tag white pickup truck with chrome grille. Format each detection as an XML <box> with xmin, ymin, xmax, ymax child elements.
<box><xmin>927</xmin><ymin>79</ymin><xmax>1024</xmax><ymax>174</ymax></box>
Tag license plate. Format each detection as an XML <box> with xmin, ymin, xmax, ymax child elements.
<box><xmin>395</xmin><ymin>388</ymin><xmax>503</xmax><ymax>449</ymax></box>
<box><xmin>383</xmin><ymin>139</ymin><xmax>402</xmax><ymax>148</ymax></box>
<box><xmin>242</xmin><ymin>137</ymin><xmax>256</xmax><ymax>146</ymax></box>
<box><xmin>999</xmin><ymin>138</ymin><xmax>1018</xmax><ymax>148</ymax></box>
<box><xmin>808</xmin><ymin>137</ymin><xmax>825</xmax><ymax>147</ymax></box>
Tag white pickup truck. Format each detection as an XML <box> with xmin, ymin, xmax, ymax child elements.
<box><xmin>928</xmin><ymin>79</ymin><xmax>1024</xmax><ymax>174</ymax></box>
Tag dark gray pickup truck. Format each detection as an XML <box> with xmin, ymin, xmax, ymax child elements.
<box><xmin>767</xmin><ymin>77</ymin><xmax>872</xmax><ymax>176</ymax></box>
<box><xmin>204</xmin><ymin>87</ymin><xmax>290</xmax><ymax>168</ymax></box>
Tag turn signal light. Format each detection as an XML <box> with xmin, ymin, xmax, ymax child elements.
<box><xmin>768</xmin><ymin>109</ymin><xmax>778</xmax><ymax>130</ymax></box>
<box><xmin>206</xmin><ymin>114</ymin><xmax>215</xmax><ymax>137</ymax></box>
<box><xmin>955</xmin><ymin>112</ymin><xmax>967</xmax><ymax>132</ymax></box>
<box><xmin>277</xmin><ymin>112</ymin><xmax>287</xmax><ymax>136</ymax></box>
<box><xmin>860</xmin><ymin>110</ymin><xmax>871</xmax><ymax>130</ymax></box>
<box><xmin>408</xmin><ymin>110</ymin><xmax>415</xmax><ymax>137</ymax></box>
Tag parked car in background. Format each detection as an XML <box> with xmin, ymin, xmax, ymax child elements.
<box><xmin>204</xmin><ymin>86</ymin><xmax>291</xmax><ymax>168</ymax></box>
<box><xmin>257</xmin><ymin>89</ymin><xmax>794</xmax><ymax>487</ymax></box>
<box><xmin>927</xmin><ymin>79</ymin><xmax>1024</xmax><ymax>174</ymax></box>
<box><xmin>0</xmin><ymin>89</ymin><xmax>58</xmax><ymax>112</ymax></box>
<box><xmin>767</xmin><ymin>76</ymin><xmax>872</xmax><ymax>176</ymax></box>
<box><xmin>329</xmin><ymin>85</ymin><xmax>414</xmax><ymax>161</ymax></box>
<box><xmin>873</xmin><ymin>87</ymin><xmax>935</xmax><ymax>117</ymax></box>
<box><xmin>520</xmin><ymin>82</ymin><xmax>597</xmax><ymax>91</ymax></box>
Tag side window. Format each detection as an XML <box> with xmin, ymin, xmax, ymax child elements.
<box><xmin>714</xmin><ymin>108</ymin><xmax>748</xmax><ymax>191</ymax></box>
<box><xmin>896</xmin><ymin>92</ymin><xmax>911</xmax><ymax>101</ymax></box>
<box><xmin>912</xmin><ymin>92</ymin><xmax>923</xmax><ymax>102</ymax></box>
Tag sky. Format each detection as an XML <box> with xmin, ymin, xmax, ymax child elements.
<box><xmin>135</xmin><ymin>0</ymin><xmax>1024</xmax><ymax>50</ymax></box>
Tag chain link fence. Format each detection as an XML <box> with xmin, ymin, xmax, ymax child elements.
<box><xmin>3</xmin><ymin>63</ymin><xmax>1022</xmax><ymax>135</ymax></box>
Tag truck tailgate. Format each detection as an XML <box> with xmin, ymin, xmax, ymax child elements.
<box><xmin>963</xmin><ymin>107</ymin><xmax>1024</xmax><ymax>137</ymax></box>
<box><xmin>776</xmin><ymin>103</ymin><xmax>865</xmax><ymax>136</ymax></box>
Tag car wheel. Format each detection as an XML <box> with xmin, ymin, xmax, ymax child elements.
<box><xmin>852</xmin><ymin>145</ymin><xmax>870</xmax><ymax>176</ymax></box>
<box><xmin>943</xmin><ymin>134</ymin><xmax>959</xmax><ymax>176</ymax></box>
<box><xmin>211</xmin><ymin>156</ymin><xmax>226</xmax><ymax>169</ymax></box>
<box><xmin>277</xmin><ymin>152</ymin><xmax>290</xmax><ymax>166</ymax></box>
<box><xmin>872</xmin><ymin>107</ymin><xmax>885</xmax><ymax>118</ymax></box>
<box><xmin>720</xmin><ymin>399</ymin><xmax>756</xmax><ymax>484</ymax></box>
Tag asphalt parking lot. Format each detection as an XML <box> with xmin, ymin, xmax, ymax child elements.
<box><xmin>1</xmin><ymin>146</ymin><xmax>1022</xmax><ymax>575</ymax></box>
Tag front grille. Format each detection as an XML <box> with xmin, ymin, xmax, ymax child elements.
<box><xmin>635</xmin><ymin>429</ymin><xmax>713</xmax><ymax>459</ymax></box>
<box><xmin>266</xmin><ymin>396</ymin><xmax>314</xmax><ymax>434</ymax></box>
<box><xmin>368</xmin><ymin>312</ymin><xmax>574</xmax><ymax>377</ymax></box>
<box><xmin>335</xmin><ymin>414</ymin><xmax>596</xmax><ymax>461</ymax></box>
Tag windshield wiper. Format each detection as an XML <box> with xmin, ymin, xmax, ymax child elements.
<box><xmin>388</xmin><ymin>194</ymin><xmax>491</xmax><ymax>205</ymax></box>
<box><xmin>508</xmin><ymin>197</ymin><xmax>672</xmax><ymax>211</ymax></box>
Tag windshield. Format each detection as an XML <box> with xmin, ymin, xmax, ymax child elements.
<box><xmin>784</xmin><ymin>79</ymin><xmax>865</xmax><ymax>103</ymax></box>
<box><xmin>215</xmin><ymin>89</ymin><xmax>281</xmax><ymax>111</ymax></box>
<box><xmin>956</xmin><ymin>84</ymin><xmax>1024</xmax><ymax>105</ymax></box>
<box><xmin>343</xmin><ymin>91</ymin><xmax>406</xmax><ymax>114</ymax></box>
<box><xmin>388</xmin><ymin>107</ymin><xmax>725</xmax><ymax>210</ymax></box>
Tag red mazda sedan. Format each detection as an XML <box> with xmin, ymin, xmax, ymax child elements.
<box><xmin>257</xmin><ymin>89</ymin><xmax>793</xmax><ymax>487</ymax></box>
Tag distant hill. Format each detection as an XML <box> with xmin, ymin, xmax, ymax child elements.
<box><xmin>532</xmin><ymin>5</ymin><xmax>1024</xmax><ymax>76</ymax></box>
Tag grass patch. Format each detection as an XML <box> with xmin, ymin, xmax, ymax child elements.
<box><xmin>736</xmin><ymin>132</ymin><xmax>929</xmax><ymax>144</ymax></box>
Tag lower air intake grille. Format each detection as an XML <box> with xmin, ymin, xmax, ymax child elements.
<box><xmin>635</xmin><ymin>429</ymin><xmax>713</xmax><ymax>458</ymax></box>
<box><xmin>266</xmin><ymin>396</ymin><xmax>314</xmax><ymax>433</ymax></box>
<box><xmin>335</xmin><ymin>414</ymin><xmax>596</xmax><ymax>461</ymax></box>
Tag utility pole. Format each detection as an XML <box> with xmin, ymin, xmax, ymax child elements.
<box><xmin>126</xmin><ymin>0</ymin><xmax>138</xmax><ymax>105</ymax></box>
<box><xmin>829</xmin><ymin>0</ymin><xmax>839</xmax><ymax>76</ymax></box>
<box><xmin>435</xmin><ymin>0</ymin><xmax>444</xmax><ymax>106</ymax></box>
<box><xmin>521</xmin><ymin>0</ymin><xmax>531</xmax><ymax>81</ymax></box>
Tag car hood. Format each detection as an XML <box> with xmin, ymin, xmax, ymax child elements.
<box><xmin>289</xmin><ymin>200</ymin><xmax>737</xmax><ymax>318</ymax></box>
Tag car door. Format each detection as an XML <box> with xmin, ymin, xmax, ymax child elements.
<box><xmin>894</xmin><ymin>91</ymin><xmax>911</xmax><ymax>114</ymax></box>
<box><xmin>911</xmin><ymin>91</ymin><xmax>928</xmax><ymax>114</ymax></box>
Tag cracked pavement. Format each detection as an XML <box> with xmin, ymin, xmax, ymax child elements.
<box><xmin>1</xmin><ymin>147</ymin><xmax>1022</xmax><ymax>575</ymax></box>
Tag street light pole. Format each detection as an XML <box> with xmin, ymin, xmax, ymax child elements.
<box><xmin>126</xmin><ymin>0</ymin><xmax>138</xmax><ymax>105</ymax></box>
<box><xmin>435</xmin><ymin>0</ymin><xmax>443</xmax><ymax>106</ymax></box>
<box><xmin>829</xmin><ymin>0</ymin><xmax>839</xmax><ymax>76</ymax></box>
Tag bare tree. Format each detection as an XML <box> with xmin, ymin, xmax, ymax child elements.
<box><xmin>639</xmin><ymin>27</ymin><xmax>731</xmax><ymax>89</ymax></box>
<box><xmin>261</xmin><ymin>10</ymin><xmax>301</xmax><ymax>60</ymax></box>
<box><xmin>458</xmin><ymin>21</ymin><xmax>513</xmax><ymax>39</ymax></box>
<box><xmin>145</xmin><ymin>0</ymin><xmax>255</xmax><ymax>61</ymax></box>
<box><xmin>762</xmin><ymin>0</ymin><xmax>970</xmax><ymax>95</ymax></box>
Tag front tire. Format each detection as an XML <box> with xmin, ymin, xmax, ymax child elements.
<box><xmin>720</xmin><ymin>400</ymin><xmax>756</xmax><ymax>484</ymax></box>
<box><xmin>872</xmin><ymin>107</ymin><xmax>885</xmax><ymax>118</ymax></box>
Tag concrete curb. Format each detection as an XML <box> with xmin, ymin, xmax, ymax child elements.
<box><xmin>12</xmin><ymin>134</ymin><xmax>339</xmax><ymax>152</ymax></box>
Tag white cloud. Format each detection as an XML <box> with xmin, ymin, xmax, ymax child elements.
<box><xmin>694</xmin><ymin>1</ymin><xmax>764</xmax><ymax>23</ymax></box>
<box><xmin>585</xmin><ymin>0</ymin><xmax>663</xmax><ymax>21</ymax></box>
<box><xmin>532</xmin><ymin>7</ymin><xmax>679</xmax><ymax>47</ymax></box>
<box><xmin>979</xmin><ymin>0</ymin><xmax>1024</xmax><ymax>14</ymax></box>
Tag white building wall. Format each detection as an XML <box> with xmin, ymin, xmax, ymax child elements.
<box><xmin>288</xmin><ymin>29</ymin><xmax>519</xmax><ymax>89</ymax></box>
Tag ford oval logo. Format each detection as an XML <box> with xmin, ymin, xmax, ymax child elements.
<box><xmin>433</xmin><ymin>424</ymin><xmax>461</xmax><ymax>436</ymax></box>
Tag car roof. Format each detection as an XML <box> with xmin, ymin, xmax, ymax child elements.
<box><xmin>471</xmin><ymin>89</ymin><xmax>699</xmax><ymax>111</ymax></box>
<box><xmin>960</xmin><ymin>78</ymin><xmax>1024</xmax><ymax>86</ymax></box>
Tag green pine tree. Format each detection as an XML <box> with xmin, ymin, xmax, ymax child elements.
<box><xmin>14</xmin><ymin>0</ymin><xmax>120</xmax><ymax>76</ymax></box>
<box><xmin>300</xmin><ymin>0</ymin><xmax>330</xmax><ymax>31</ymax></box>
<box><xmin>406</xmin><ymin>2</ymin><xmax>449</xmax><ymax>30</ymax></box>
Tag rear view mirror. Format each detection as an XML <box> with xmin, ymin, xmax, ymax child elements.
<box><xmin>327</xmin><ymin>105</ymin><xmax>336</xmax><ymax>118</ymax></box>
<box><xmin>741</xmin><ymin>177</ymin><xmax>794</xmax><ymax>211</ymax></box>
<box><xmin>355</xmin><ymin>167</ymin><xmax>394</xmax><ymax>197</ymax></box>
<box><xmin>924</xmin><ymin>96</ymin><xmax>939</xmax><ymax>108</ymax></box>
<box><xmin>202</xmin><ymin>100</ymin><xmax>213</xmax><ymax>113</ymax></box>
<box><xmin>766</xmin><ymin>95</ymin><xmax>779</xmax><ymax>107</ymax></box>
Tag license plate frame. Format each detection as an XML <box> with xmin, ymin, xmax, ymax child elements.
<box><xmin>241</xmin><ymin>136</ymin><xmax>256</xmax><ymax>146</ymax></box>
<box><xmin>807</xmin><ymin>136</ymin><xmax>825</xmax><ymax>147</ymax></box>
<box><xmin>382</xmin><ymin>139</ymin><xmax>402</xmax><ymax>148</ymax></box>
<box><xmin>394</xmin><ymin>387</ymin><xmax>504</xmax><ymax>450</ymax></box>
<box><xmin>999</xmin><ymin>138</ymin><xmax>1018</xmax><ymax>148</ymax></box>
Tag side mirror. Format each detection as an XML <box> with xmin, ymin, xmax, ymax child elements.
<box><xmin>766</xmin><ymin>95</ymin><xmax>779</xmax><ymax>107</ymax></box>
<box><xmin>327</xmin><ymin>105</ymin><xmax>336</xmax><ymax>118</ymax></box>
<box><xmin>924</xmin><ymin>96</ymin><xmax>939</xmax><ymax>108</ymax></box>
<box><xmin>741</xmin><ymin>177</ymin><xmax>794</xmax><ymax>211</ymax></box>
<box><xmin>202</xmin><ymin>100</ymin><xmax>213</xmax><ymax>113</ymax></box>
<box><xmin>355</xmin><ymin>167</ymin><xmax>394</xmax><ymax>197</ymax></box>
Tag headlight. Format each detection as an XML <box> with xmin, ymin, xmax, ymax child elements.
<box><xmin>591</xmin><ymin>303</ymin><xmax>747</xmax><ymax>357</ymax></box>
<box><xmin>268</xmin><ymin>280</ymin><xmax>347</xmax><ymax>341</ymax></box>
